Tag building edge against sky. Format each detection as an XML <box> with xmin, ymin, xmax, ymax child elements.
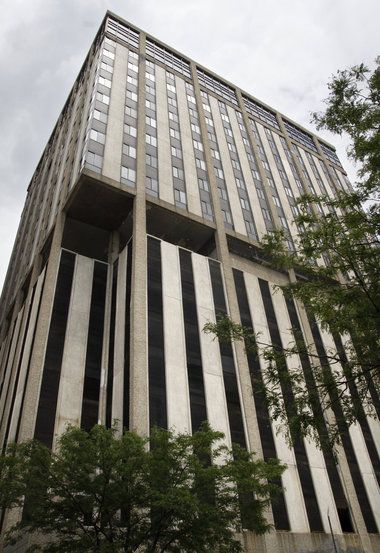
<box><xmin>0</xmin><ymin>11</ymin><xmax>379</xmax><ymax>553</ymax></box>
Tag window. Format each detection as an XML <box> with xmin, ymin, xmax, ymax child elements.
<box><xmin>247</xmin><ymin>152</ymin><xmax>254</xmax><ymax>162</ymax></box>
<box><xmin>146</xmin><ymin>176</ymin><xmax>158</xmax><ymax>193</ymax></box>
<box><xmin>101</xmin><ymin>62</ymin><xmax>114</xmax><ymax>73</ymax></box>
<box><xmin>187</xmin><ymin>94</ymin><xmax>196</xmax><ymax>104</ymax></box>
<box><xmin>167</xmin><ymin>83</ymin><xmax>176</xmax><ymax>93</ymax></box>
<box><xmin>145</xmin><ymin>59</ymin><xmax>154</xmax><ymax>69</ymax></box>
<box><xmin>89</xmin><ymin>129</ymin><xmax>105</xmax><ymax>144</ymax></box>
<box><xmin>86</xmin><ymin>151</ymin><xmax>102</xmax><ymax>168</ymax></box>
<box><xmin>125</xmin><ymin>105</ymin><xmax>137</xmax><ymax>118</ymax></box>
<box><xmin>231</xmin><ymin>159</ymin><xmax>240</xmax><ymax>170</ymax></box>
<box><xmin>127</xmin><ymin>75</ymin><xmax>138</xmax><ymax>87</ymax></box>
<box><xmin>256</xmin><ymin>187</ymin><xmax>265</xmax><ymax>199</ymax></box>
<box><xmin>175</xmin><ymin>189</ymin><xmax>187</xmax><ymax>204</ymax></box>
<box><xmin>121</xmin><ymin>166</ymin><xmax>136</xmax><ymax>183</ymax></box>
<box><xmin>222</xmin><ymin>209</ymin><xmax>232</xmax><ymax>224</ymax></box>
<box><xmin>146</xmin><ymin>134</ymin><xmax>157</xmax><ymax>147</ymax></box>
<box><xmin>208</xmin><ymin>131</ymin><xmax>216</xmax><ymax>142</ymax></box>
<box><xmin>146</xmin><ymin>116</ymin><xmax>157</xmax><ymax>128</ymax></box>
<box><xmin>189</xmin><ymin>108</ymin><xmax>198</xmax><ymax>119</ymax></box>
<box><xmin>168</xmin><ymin>97</ymin><xmax>177</xmax><ymax>108</ymax></box>
<box><xmin>103</xmin><ymin>49</ymin><xmax>115</xmax><ymax>60</ymax></box>
<box><xmin>227</xmin><ymin>142</ymin><xmax>236</xmax><ymax>153</ymax></box>
<box><xmin>221</xmin><ymin>113</ymin><xmax>229</xmax><ymax>122</ymax></box>
<box><xmin>218</xmin><ymin>187</ymin><xmax>227</xmax><ymax>200</ymax></box>
<box><xmin>193</xmin><ymin>140</ymin><xmax>203</xmax><ymax>151</ymax></box>
<box><xmin>273</xmin><ymin>196</ymin><xmax>281</xmax><ymax>207</ymax></box>
<box><xmin>129</xmin><ymin>50</ymin><xmax>138</xmax><ymax>60</ymax></box>
<box><xmin>145</xmin><ymin>84</ymin><xmax>155</xmax><ymax>95</ymax></box>
<box><xmin>211</xmin><ymin>149</ymin><xmax>220</xmax><ymax>160</ymax></box>
<box><xmin>126</xmin><ymin>90</ymin><xmax>138</xmax><ymax>102</ymax></box>
<box><xmin>146</xmin><ymin>72</ymin><xmax>155</xmax><ymax>82</ymax></box>
<box><xmin>125</xmin><ymin>124</ymin><xmax>137</xmax><ymax>137</ymax></box>
<box><xmin>279</xmin><ymin>216</ymin><xmax>288</xmax><ymax>229</ymax></box>
<box><xmin>96</xmin><ymin>92</ymin><xmax>109</xmax><ymax>105</ymax></box>
<box><xmin>201</xmin><ymin>200</ymin><xmax>213</xmax><ymax>216</ymax></box>
<box><xmin>123</xmin><ymin>144</ymin><xmax>136</xmax><ymax>158</ymax></box>
<box><xmin>145</xmin><ymin>99</ymin><xmax>155</xmax><ymax>110</ymax></box>
<box><xmin>205</xmin><ymin>116</ymin><xmax>213</xmax><ymax>127</ymax></box>
<box><xmin>235</xmin><ymin>177</ymin><xmax>244</xmax><ymax>189</ymax></box>
<box><xmin>215</xmin><ymin>167</ymin><xmax>224</xmax><ymax>179</ymax></box>
<box><xmin>170</xmin><ymin>128</ymin><xmax>180</xmax><ymax>140</ymax></box>
<box><xmin>203</xmin><ymin>103</ymin><xmax>211</xmax><ymax>112</ymax></box>
<box><xmin>171</xmin><ymin>146</ymin><xmax>182</xmax><ymax>159</ymax></box>
<box><xmin>245</xmin><ymin>220</ymin><xmax>256</xmax><ymax>236</ymax></box>
<box><xmin>262</xmin><ymin>207</ymin><xmax>271</xmax><ymax>220</ymax></box>
<box><xmin>173</xmin><ymin>166</ymin><xmax>184</xmax><ymax>180</ymax></box>
<box><xmin>196</xmin><ymin>158</ymin><xmax>206</xmax><ymax>171</ymax></box>
<box><xmin>128</xmin><ymin>62</ymin><xmax>138</xmax><ymax>73</ymax></box>
<box><xmin>146</xmin><ymin>154</ymin><xmax>157</xmax><ymax>167</ymax></box>
<box><xmin>225</xmin><ymin>127</ymin><xmax>233</xmax><ymax>138</ymax></box>
<box><xmin>243</xmin><ymin>137</ymin><xmax>250</xmax><ymax>147</ymax></box>
<box><xmin>93</xmin><ymin>109</ymin><xmax>107</xmax><ymax>123</ymax></box>
<box><xmin>240</xmin><ymin>197</ymin><xmax>249</xmax><ymax>210</ymax></box>
<box><xmin>168</xmin><ymin>111</ymin><xmax>178</xmax><ymax>123</ymax></box>
<box><xmin>198</xmin><ymin>178</ymin><xmax>209</xmax><ymax>191</ymax></box>
<box><xmin>191</xmin><ymin>123</ymin><xmax>200</xmax><ymax>134</ymax></box>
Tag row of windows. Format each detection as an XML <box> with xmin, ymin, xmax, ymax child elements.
<box><xmin>218</xmin><ymin>101</ymin><xmax>258</xmax><ymax>240</ymax></box>
<box><xmin>243</xmin><ymin>96</ymin><xmax>280</xmax><ymax>130</ymax></box>
<box><xmin>197</xmin><ymin>68</ymin><xmax>238</xmax><ymax>106</ymax></box>
<box><xmin>106</xmin><ymin>17</ymin><xmax>139</xmax><ymax>49</ymax></box>
<box><xmin>146</xmin><ymin>39</ymin><xmax>191</xmax><ymax>78</ymax></box>
<box><xmin>121</xmin><ymin>49</ymin><xmax>139</xmax><ymax>188</ymax></box>
<box><xmin>201</xmin><ymin>91</ymin><xmax>233</xmax><ymax>227</ymax></box>
<box><xmin>284</xmin><ymin>120</ymin><xmax>318</xmax><ymax>153</ymax></box>
<box><xmin>82</xmin><ymin>39</ymin><xmax>115</xmax><ymax>174</ymax></box>
<box><xmin>145</xmin><ymin>62</ymin><xmax>159</xmax><ymax>197</ymax></box>
<box><xmin>166</xmin><ymin>71</ymin><xmax>187</xmax><ymax>209</ymax></box>
<box><xmin>184</xmin><ymin>82</ymin><xmax>213</xmax><ymax>220</ymax></box>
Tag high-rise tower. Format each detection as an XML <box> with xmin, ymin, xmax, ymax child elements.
<box><xmin>0</xmin><ymin>12</ymin><xmax>379</xmax><ymax>553</ymax></box>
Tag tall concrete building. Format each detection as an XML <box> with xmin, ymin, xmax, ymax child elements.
<box><xmin>0</xmin><ymin>11</ymin><xmax>379</xmax><ymax>552</ymax></box>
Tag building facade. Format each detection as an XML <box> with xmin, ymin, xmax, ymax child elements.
<box><xmin>0</xmin><ymin>12</ymin><xmax>379</xmax><ymax>552</ymax></box>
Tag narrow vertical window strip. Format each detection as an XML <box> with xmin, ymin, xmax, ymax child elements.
<box><xmin>332</xmin><ymin>333</ymin><xmax>380</xmax><ymax>486</ymax></box>
<box><xmin>179</xmin><ymin>249</ymin><xmax>207</xmax><ymax>432</ymax></box>
<box><xmin>233</xmin><ymin>269</ymin><xmax>290</xmax><ymax>530</ymax></box>
<box><xmin>208</xmin><ymin>259</ymin><xmax>246</xmax><ymax>449</ymax></box>
<box><xmin>81</xmin><ymin>262</ymin><xmax>108</xmax><ymax>432</ymax></box>
<box><xmin>106</xmin><ymin>259</ymin><xmax>118</xmax><ymax>429</ymax></box>
<box><xmin>147</xmin><ymin>237</ymin><xmax>167</xmax><ymax>429</ymax></box>
<box><xmin>307</xmin><ymin>313</ymin><xmax>378</xmax><ymax>533</ymax></box>
<box><xmin>0</xmin><ymin>315</ymin><xmax>24</xmax><ymax>431</ymax></box>
<box><xmin>258</xmin><ymin>278</ymin><xmax>324</xmax><ymax>532</ymax></box>
<box><xmin>123</xmin><ymin>244</ymin><xmax>133</xmax><ymax>430</ymax></box>
<box><xmin>34</xmin><ymin>251</ymin><xmax>76</xmax><ymax>447</ymax></box>
<box><xmin>284</xmin><ymin>296</ymin><xmax>354</xmax><ymax>532</ymax></box>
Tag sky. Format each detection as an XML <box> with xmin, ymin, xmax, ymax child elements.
<box><xmin>0</xmin><ymin>0</ymin><xmax>379</xmax><ymax>293</ymax></box>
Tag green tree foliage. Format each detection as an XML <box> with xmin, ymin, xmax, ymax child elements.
<box><xmin>205</xmin><ymin>58</ymin><xmax>380</xmax><ymax>449</ymax></box>
<box><xmin>0</xmin><ymin>424</ymin><xmax>284</xmax><ymax>553</ymax></box>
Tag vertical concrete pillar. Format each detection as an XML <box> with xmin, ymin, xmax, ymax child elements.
<box><xmin>129</xmin><ymin>33</ymin><xmax>149</xmax><ymax>436</ymax></box>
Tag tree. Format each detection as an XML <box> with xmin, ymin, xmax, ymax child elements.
<box><xmin>206</xmin><ymin>58</ymin><xmax>380</xmax><ymax>449</ymax></box>
<box><xmin>0</xmin><ymin>424</ymin><xmax>284</xmax><ymax>553</ymax></box>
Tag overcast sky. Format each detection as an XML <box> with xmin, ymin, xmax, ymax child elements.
<box><xmin>1</xmin><ymin>0</ymin><xmax>379</xmax><ymax>292</ymax></box>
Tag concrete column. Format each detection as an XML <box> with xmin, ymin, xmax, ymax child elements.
<box><xmin>129</xmin><ymin>33</ymin><xmax>149</xmax><ymax>436</ymax></box>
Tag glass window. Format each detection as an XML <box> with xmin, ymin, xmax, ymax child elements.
<box><xmin>196</xmin><ymin>158</ymin><xmax>206</xmax><ymax>171</ymax></box>
<box><xmin>93</xmin><ymin>109</ymin><xmax>107</xmax><ymax>123</ymax></box>
<box><xmin>240</xmin><ymin>197</ymin><xmax>249</xmax><ymax>210</ymax></box>
<box><xmin>146</xmin><ymin>176</ymin><xmax>158</xmax><ymax>192</ymax></box>
<box><xmin>173</xmin><ymin>166</ymin><xmax>184</xmax><ymax>180</ymax></box>
<box><xmin>146</xmin><ymin>154</ymin><xmax>157</xmax><ymax>167</ymax></box>
<box><xmin>170</xmin><ymin>128</ymin><xmax>180</xmax><ymax>140</ymax></box>
<box><xmin>90</xmin><ymin>129</ymin><xmax>105</xmax><ymax>144</ymax></box>
<box><xmin>125</xmin><ymin>124</ymin><xmax>137</xmax><ymax>137</ymax></box>
<box><xmin>126</xmin><ymin>90</ymin><xmax>138</xmax><ymax>102</ymax></box>
<box><xmin>215</xmin><ymin>167</ymin><xmax>224</xmax><ymax>179</ymax></box>
<box><xmin>219</xmin><ymin>187</ymin><xmax>227</xmax><ymax>200</ymax></box>
<box><xmin>146</xmin><ymin>116</ymin><xmax>157</xmax><ymax>128</ymax></box>
<box><xmin>167</xmin><ymin>83</ymin><xmax>176</xmax><ymax>93</ymax></box>
<box><xmin>169</xmin><ymin>112</ymin><xmax>178</xmax><ymax>123</ymax></box>
<box><xmin>191</xmin><ymin>123</ymin><xmax>200</xmax><ymax>134</ymax></box>
<box><xmin>146</xmin><ymin>134</ymin><xmax>157</xmax><ymax>147</ymax></box>
<box><xmin>96</xmin><ymin>92</ymin><xmax>110</xmax><ymax>105</ymax></box>
<box><xmin>193</xmin><ymin>140</ymin><xmax>203</xmax><ymax>151</ymax></box>
<box><xmin>175</xmin><ymin>189</ymin><xmax>187</xmax><ymax>204</ymax></box>
<box><xmin>171</xmin><ymin>146</ymin><xmax>182</xmax><ymax>159</ymax></box>
<box><xmin>123</xmin><ymin>144</ymin><xmax>136</xmax><ymax>158</ymax></box>
<box><xmin>121</xmin><ymin>166</ymin><xmax>136</xmax><ymax>183</ymax></box>
<box><xmin>86</xmin><ymin>151</ymin><xmax>103</xmax><ymax>168</ymax></box>
<box><xmin>127</xmin><ymin>75</ymin><xmax>138</xmax><ymax>87</ymax></box>
<box><xmin>125</xmin><ymin>105</ymin><xmax>137</xmax><ymax>118</ymax></box>
<box><xmin>198</xmin><ymin>178</ymin><xmax>209</xmax><ymax>191</ymax></box>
